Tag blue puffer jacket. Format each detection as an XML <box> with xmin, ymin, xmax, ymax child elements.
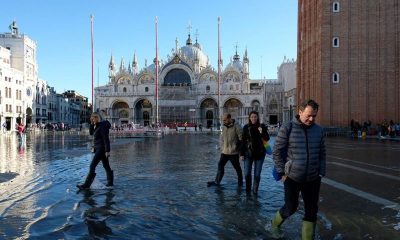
<box><xmin>273</xmin><ymin>116</ymin><xmax>326</xmax><ymax>183</ymax></box>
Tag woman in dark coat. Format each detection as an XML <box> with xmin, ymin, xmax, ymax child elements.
<box><xmin>240</xmin><ymin>111</ymin><xmax>270</xmax><ymax>195</ymax></box>
<box><xmin>77</xmin><ymin>112</ymin><xmax>113</xmax><ymax>189</ymax></box>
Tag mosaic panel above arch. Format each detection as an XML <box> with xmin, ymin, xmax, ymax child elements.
<box><xmin>164</xmin><ymin>68</ymin><xmax>191</xmax><ymax>85</ymax></box>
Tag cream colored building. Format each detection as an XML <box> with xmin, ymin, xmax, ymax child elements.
<box><xmin>0</xmin><ymin>45</ymin><xmax>24</xmax><ymax>130</ymax></box>
<box><xmin>0</xmin><ymin>21</ymin><xmax>48</xmax><ymax>127</ymax></box>
<box><xmin>95</xmin><ymin>34</ymin><xmax>281</xmax><ymax>127</ymax></box>
<box><xmin>278</xmin><ymin>57</ymin><xmax>296</xmax><ymax>123</ymax></box>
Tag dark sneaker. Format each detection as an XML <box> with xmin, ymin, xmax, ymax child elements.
<box><xmin>76</xmin><ymin>184</ymin><xmax>90</xmax><ymax>190</ymax></box>
<box><xmin>207</xmin><ymin>181</ymin><xmax>219</xmax><ymax>187</ymax></box>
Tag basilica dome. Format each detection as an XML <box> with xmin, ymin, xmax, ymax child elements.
<box><xmin>225</xmin><ymin>54</ymin><xmax>243</xmax><ymax>73</ymax></box>
<box><xmin>179</xmin><ymin>35</ymin><xmax>209</xmax><ymax>68</ymax></box>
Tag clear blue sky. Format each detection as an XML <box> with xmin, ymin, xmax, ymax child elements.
<box><xmin>1</xmin><ymin>0</ymin><xmax>298</xmax><ymax>102</ymax></box>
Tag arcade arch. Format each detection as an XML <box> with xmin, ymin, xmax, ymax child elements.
<box><xmin>112</xmin><ymin>101</ymin><xmax>130</xmax><ymax>125</ymax></box>
<box><xmin>200</xmin><ymin>98</ymin><xmax>218</xmax><ymax>128</ymax></box>
<box><xmin>134</xmin><ymin>99</ymin><xmax>152</xmax><ymax>126</ymax></box>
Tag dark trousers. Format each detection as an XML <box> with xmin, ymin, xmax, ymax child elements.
<box><xmin>279</xmin><ymin>177</ymin><xmax>321</xmax><ymax>222</ymax></box>
<box><xmin>216</xmin><ymin>154</ymin><xmax>243</xmax><ymax>183</ymax></box>
<box><xmin>89</xmin><ymin>149</ymin><xmax>112</xmax><ymax>175</ymax></box>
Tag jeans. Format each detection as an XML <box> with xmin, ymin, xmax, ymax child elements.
<box><xmin>216</xmin><ymin>154</ymin><xmax>243</xmax><ymax>184</ymax></box>
<box><xmin>279</xmin><ymin>177</ymin><xmax>321</xmax><ymax>222</ymax></box>
<box><xmin>89</xmin><ymin>148</ymin><xmax>112</xmax><ymax>175</ymax></box>
<box><xmin>243</xmin><ymin>157</ymin><xmax>264</xmax><ymax>178</ymax></box>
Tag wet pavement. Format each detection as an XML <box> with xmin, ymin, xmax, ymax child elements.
<box><xmin>0</xmin><ymin>131</ymin><xmax>399</xmax><ymax>239</ymax></box>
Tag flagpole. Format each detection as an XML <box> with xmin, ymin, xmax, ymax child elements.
<box><xmin>90</xmin><ymin>15</ymin><xmax>94</xmax><ymax>111</ymax></box>
<box><xmin>217</xmin><ymin>17</ymin><xmax>221</xmax><ymax>128</ymax></box>
<box><xmin>155</xmin><ymin>16</ymin><xmax>159</xmax><ymax>126</ymax></box>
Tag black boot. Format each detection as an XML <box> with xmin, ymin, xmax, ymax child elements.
<box><xmin>207</xmin><ymin>169</ymin><xmax>223</xmax><ymax>187</ymax></box>
<box><xmin>253</xmin><ymin>176</ymin><xmax>260</xmax><ymax>195</ymax></box>
<box><xmin>238</xmin><ymin>176</ymin><xmax>243</xmax><ymax>187</ymax></box>
<box><xmin>106</xmin><ymin>170</ymin><xmax>114</xmax><ymax>187</ymax></box>
<box><xmin>245</xmin><ymin>175</ymin><xmax>252</xmax><ymax>193</ymax></box>
<box><xmin>236</xmin><ymin>166</ymin><xmax>243</xmax><ymax>187</ymax></box>
<box><xmin>77</xmin><ymin>172</ymin><xmax>96</xmax><ymax>190</ymax></box>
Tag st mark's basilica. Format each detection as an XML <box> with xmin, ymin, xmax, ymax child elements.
<box><xmin>94</xmin><ymin>33</ymin><xmax>282</xmax><ymax>128</ymax></box>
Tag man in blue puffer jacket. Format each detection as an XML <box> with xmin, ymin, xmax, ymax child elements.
<box><xmin>271</xmin><ymin>99</ymin><xmax>326</xmax><ymax>240</ymax></box>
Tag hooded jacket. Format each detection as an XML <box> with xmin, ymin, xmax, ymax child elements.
<box><xmin>90</xmin><ymin>120</ymin><xmax>111</xmax><ymax>152</ymax></box>
<box><xmin>273</xmin><ymin>116</ymin><xmax>326</xmax><ymax>183</ymax></box>
<box><xmin>220</xmin><ymin>120</ymin><xmax>243</xmax><ymax>155</ymax></box>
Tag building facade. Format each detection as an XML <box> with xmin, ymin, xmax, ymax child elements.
<box><xmin>95</xmin><ymin>34</ymin><xmax>282</xmax><ymax>127</ymax></box>
<box><xmin>297</xmin><ymin>0</ymin><xmax>400</xmax><ymax>126</ymax></box>
<box><xmin>278</xmin><ymin>57</ymin><xmax>297</xmax><ymax>123</ymax></box>
<box><xmin>62</xmin><ymin>90</ymin><xmax>90</xmax><ymax>125</ymax></box>
<box><xmin>0</xmin><ymin>21</ymin><xmax>47</xmax><ymax>127</ymax></box>
<box><xmin>0</xmin><ymin>21</ymin><xmax>88</xmax><ymax>130</ymax></box>
<box><xmin>0</xmin><ymin>45</ymin><xmax>24</xmax><ymax>130</ymax></box>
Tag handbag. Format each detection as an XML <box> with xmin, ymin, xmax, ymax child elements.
<box><xmin>262</xmin><ymin>138</ymin><xmax>272</xmax><ymax>155</ymax></box>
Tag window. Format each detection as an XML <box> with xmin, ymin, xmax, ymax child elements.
<box><xmin>333</xmin><ymin>2</ymin><xmax>340</xmax><ymax>13</ymax></box>
<box><xmin>332</xmin><ymin>37</ymin><xmax>339</xmax><ymax>47</ymax></box>
<box><xmin>145</xmin><ymin>87</ymin><xmax>149</xmax><ymax>92</ymax></box>
<box><xmin>206</xmin><ymin>85</ymin><xmax>210</xmax><ymax>92</ymax></box>
<box><xmin>332</xmin><ymin>72</ymin><xmax>340</xmax><ymax>84</ymax></box>
<box><xmin>123</xmin><ymin>87</ymin><xmax>127</xmax><ymax>93</ymax></box>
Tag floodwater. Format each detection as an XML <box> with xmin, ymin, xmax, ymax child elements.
<box><xmin>0</xmin><ymin>131</ymin><xmax>399</xmax><ymax>239</ymax></box>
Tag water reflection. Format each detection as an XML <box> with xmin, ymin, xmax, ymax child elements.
<box><xmin>1</xmin><ymin>132</ymin><xmax>398</xmax><ymax>239</ymax></box>
<box><xmin>79</xmin><ymin>189</ymin><xmax>117</xmax><ymax>238</ymax></box>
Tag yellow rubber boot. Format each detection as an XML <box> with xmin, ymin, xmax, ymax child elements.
<box><xmin>301</xmin><ymin>221</ymin><xmax>316</xmax><ymax>240</ymax></box>
<box><xmin>270</xmin><ymin>211</ymin><xmax>284</xmax><ymax>238</ymax></box>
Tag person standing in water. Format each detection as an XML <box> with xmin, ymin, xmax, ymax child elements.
<box><xmin>271</xmin><ymin>99</ymin><xmax>326</xmax><ymax>239</ymax></box>
<box><xmin>240</xmin><ymin>111</ymin><xmax>270</xmax><ymax>195</ymax></box>
<box><xmin>207</xmin><ymin>113</ymin><xmax>243</xmax><ymax>187</ymax></box>
<box><xmin>77</xmin><ymin>112</ymin><xmax>114</xmax><ymax>189</ymax></box>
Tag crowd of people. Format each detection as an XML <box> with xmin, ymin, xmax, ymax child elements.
<box><xmin>74</xmin><ymin>99</ymin><xmax>326</xmax><ymax>239</ymax></box>
<box><xmin>350</xmin><ymin>119</ymin><xmax>400</xmax><ymax>138</ymax></box>
<box><xmin>205</xmin><ymin>99</ymin><xmax>326</xmax><ymax>239</ymax></box>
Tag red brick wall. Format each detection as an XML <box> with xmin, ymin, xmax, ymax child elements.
<box><xmin>297</xmin><ymin>0</ymin><xmax>400</xmax><ymax>127</ymax></box>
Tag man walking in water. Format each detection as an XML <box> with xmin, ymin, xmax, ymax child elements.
<box><xmin>207</xmin><ymin>113</ymin><xmax>243</xmax><ymax>187</ymax></box>
<box><xmin>271</xmin><ymin>99</ymin><xmax>326</xmax><ymax>239</ymax></box>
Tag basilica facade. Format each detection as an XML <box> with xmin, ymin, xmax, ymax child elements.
<box><xmin>94</xmin><ymin>34</ymin><xmax>277</xmax><ymax>128</ymax></box>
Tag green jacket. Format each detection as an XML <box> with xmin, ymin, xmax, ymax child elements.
<box><xmin>220</xmin><ymin>121</ymin><xmax>242</xmax><ymax>155</ymax></box>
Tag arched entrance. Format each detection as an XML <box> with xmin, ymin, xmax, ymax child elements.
<box><xmin>200</xmin><ymin>98</ymin><xmax>218</xmax><ymax>128</ymax></box>
<box><xmin>143</xmin><ymin>111</ymin><xmax>150</xmax><ymax>126</ymax></box>
<box><xmin>26</xmin><ymin>108</ymin><xmax>32</xmax><ymax>125</ymax></box>
<box><xmin>223</xmin><ymin>98</ymin><xmax>243</xmax><ymax>121</ymax></box>
<box><xmin>112</xmin><ymin>101</ymin><xmax>130</xmax><ymax>125</ymax></box>
<box><xmin>135</xmin><ymin>99</ymin><xmax>152</xmax><ymax>126</ymax></box>
<box><xmin>206</xmin><ymin>110</ymin><xmax>213</xmax><ymax>128</ymax></box>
